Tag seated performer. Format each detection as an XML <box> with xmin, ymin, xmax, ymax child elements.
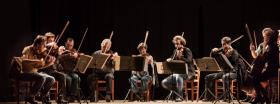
<box><xmin>249</xmin><ymin>28</ymin><xmax>279</xmax><ymax>104</ymax></box>
<box><xmin>87</xmin><ymin>39</ymin><xmax>118</xmax><ymax>102</ymax></box>
<box><xmin>204</xmin><ymin>36</ymin><xmax>245</xmax><ymax>101</ymax></box>
<box><xmin>129</xmin><ymin>42</ymin><xmax>152</xmax><ymax>101</ymax></box>
<box><xmin>161</xmin><ymin>35</ymin><xmax>195</xmax><ymax>102</ymax></box>
<box><xmin>21</xmin><ymin>35</ymin><xmax>55</xmax><ymax>104</ymax></box>
<box><xmin>58</xmin><ymin>38</ymin><xmax>81</xmax><ymax>102</ymax></box>
<box><xmin>39</xmin><ymin>32</ymin><xmax>68</xmax><ymax>103</ymax></box>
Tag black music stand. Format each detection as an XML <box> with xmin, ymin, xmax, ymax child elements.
<box><xmin>196</xmin><ymin>57</ymin><xmax>221</xmax><ymax>101</ymax></box>
<box><xmin>123</xmin><ymin>56</ymin><xmax>146</xmax><ymax>102</ymax></box>
<box><xmin>116</xmin><ymin>56</ymin><xmax>145</xmax><ymax>71</ymax></box>
<box><xmin>161</xmin><ymin>60</ymin><xmax>187</xmax><ymax>102</ymax></box>
<box><xmin>88</xmin><ymin>54</ymin><xmax>111</xmax><ymax>69</ymax></box>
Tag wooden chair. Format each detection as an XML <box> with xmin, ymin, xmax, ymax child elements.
<box><xmin>49</xmin><ymin>81</ymin><xmax>59</xmax><ymax>100</ymax></box>
<box><xmin>215</xmin><ymin>79</ymin><xmax>224</xmax><ymax>97</ymax></box>
<box><xmin>94</xmin><ymin>79</ymin><xmax>115</xmax><ymax>102</ymax></box>
<box><xmin>129</xmin><ymin>79</ymin><xmax>152</xmax><ymax>101</ymax></box>
<box><xmin>215</xmin><ymin>79</ymin><xmax>237</xmax><ymax>97</ymax></box>
<box><xmin>184</xmin><ymin>59</ymin><xmax>200</xmax><ymax>102</ymax></box>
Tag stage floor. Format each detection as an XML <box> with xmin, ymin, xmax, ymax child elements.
<box><xmin>1</xmin><ymin>100</ymin><xmax>250</xmax><ymax>104</ymax></box>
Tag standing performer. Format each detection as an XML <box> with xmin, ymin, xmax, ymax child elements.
<box><xmin>39</xmin><ymin>32</ymin><xmax>68</xmax><ymax>103</ymax></box>
<box><xmin>249</xmin><ymin>28</ymin><xmax>279</xmax><ymax>104</ymax></box>
<box><xmin>87</xmin><ymin>39</ymin><xmax>118</xmax><ymax>102</ymax></box>
<box><xmin>206</xmin><ymin>36</ymin><xmax>245</xmax><ymax>102</ymax></box>
<box><xmin>161</xmin><ymin>35</ymin><xmax>195</xmax><ymax>102</ymax></box>
<box><xmin>21</xmin><ymin>35</ymin><xmax>55</xmax><ymax>104</ymax></box>
<box><xmin>129</xmin><ymin>42</ymin><xmax>152</xmax><ymax>101</ymax></box>
<box><xmin>58</xmin><ymin>38</ymin><xmax>81</xmax><ymax>102</ymax></box>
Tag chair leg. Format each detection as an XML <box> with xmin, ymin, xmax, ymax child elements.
<box><xmin>196</xmin><ymin>82</ymin><xmax>199</xmax><ymax>102</ymax></box>
<box><xmin>112</xmin><ymin>80</ymin><xmax>114</xmax><ymax>102</ymax></box>
<box><xmin>215</xmin><ymin>80</ymin><xmax>218</xmax><ymax>97</ymax></box>
<box><xmin>17</xmin><ymin>80</ymin><xmax>20</xmax><ymax>104</ymax></box>
<box><xmin>185</xmin><ymin>82</ymin><xmax>188</xmax><ymax>101</ymax></box>
<box><xmin>191</xmin><ymin>82</ymin><xmax>194</xmax><ymax>102</ymax></box>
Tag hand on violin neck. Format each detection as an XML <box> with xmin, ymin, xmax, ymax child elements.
<box><xmin>249</xmin><ymin>43</ymin><xmax>256</xmax><ymax>51</ymax></box>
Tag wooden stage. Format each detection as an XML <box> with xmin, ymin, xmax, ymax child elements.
<box><xmin>2</xmin><ymin>100</ymin><xmax>250</xmax><ymax>104</ymax></box>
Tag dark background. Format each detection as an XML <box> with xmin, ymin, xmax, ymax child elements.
<box><xmin>1</xmin><ymin>0</ymin><xmax>280</xmax><ymax>101</ymax></box>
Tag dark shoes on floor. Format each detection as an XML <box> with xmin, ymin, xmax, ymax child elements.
<box><xmin>25</xmin><ymin>97</ymin><xmax>38</xmax><ymax>104</ymax></box>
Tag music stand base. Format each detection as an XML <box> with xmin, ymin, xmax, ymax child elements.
<box><xmin>164</xmin><ymin>90</ymin><xmax>185</xmax><ymax>102</ymax></box>
<box><xmin>213</xmin><ymin>90</ymin><xmax>241</xmax><ymax>104</ymax></box>
<box><xmin>198</xmin><ymin>88</ymin><xmax>217</xmax><ymax>102</ymax></box>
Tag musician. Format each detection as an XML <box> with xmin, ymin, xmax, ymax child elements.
<box><xmin>87</xmin><ymin>39</ymin><xmax>118</xmax><ymax>102</ymax></box>
<box><xmin>45</xmin><ymin>32</ymin><xmax>59</xmax><ymax>56</ymax></box>
<box><xmin>21</xmin><ymin>35</ymin><xmax>55</xmax><ymax>104</ymax></box>
<box><xmin>204</xmin><ymin>36</ymin><xmax>245</xmax><ymax>101</ymax></box>
<box><xmin>36</xmin><ymin>32</ymin><xmax>68</xmax><ymax>103</ymax></box>
<box><xmin>249</xmin><ymin>28</ymin><xmax>279</xmax><ymax>103</ymax></box>
<box><xmin>58</xmin><ymin>38</ymin><xmax>81</xmax><ymax>102</ymax></box>
<box><xmin>129</xmin><ymin>43</ymin><xmax>152</xmax><ymax>101</ymax></box>
<box><xmin>161</xmin><ymin>35</ymin><xmax>195</xmax><ymax>102</ymax></box>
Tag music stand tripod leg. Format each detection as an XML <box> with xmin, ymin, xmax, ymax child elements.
<box><xmin>123</xmin><ymin>89</ymin><xmax>131</xmax><ymax>102</ymax></box>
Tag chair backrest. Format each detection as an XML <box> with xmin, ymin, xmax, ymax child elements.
<box><xmin>192</xmin><ymin>59</ymin><xmax>200</xmax><ymax>81</ymax></box>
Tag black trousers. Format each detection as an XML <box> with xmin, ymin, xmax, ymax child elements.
<box><xmin>87</xmin><ymin>70</ymin><xmax>114</xmax><ymax>96</ymax></box>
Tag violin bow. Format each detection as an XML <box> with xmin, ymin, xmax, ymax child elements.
<box><xmin>181</xmin><ymin>32</ymin><xmax>185</xmax><ymax>37</ymax></box>
<box><xmin>109</xmin><ymin>31</ymin><xmax>114</xmax><ymax>40</ymax></box>
<box><xmin>230</xmin><ymin>35</ymin><xmax>244</xmax><ymax>45</ymax></box>
<box><xmin>253</xmin><ymin>30</ymin><xmax>257</xmax><ymax>47</ymax></box>
<box><xmin>143</xmin><ymin>30</ymin><xmax>149</xmax><ymax>47</ymax></box>
<box><xmin>77</xmin><ymin>27</ymin><xmax>88</xmax><ymax>52</ymax></box>
<box><xmin>45</xmin><ymin>20</ymin><xmax>70</xmax><ymax>60</ymax></box>
<box><xmin>245</xmin><ymin>24</ymin><xmax>256</xmax><ymax>47</ymax></box>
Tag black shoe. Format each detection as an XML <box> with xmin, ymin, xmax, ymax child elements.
<box><xmin>175</xmin><ymin>97</ymin><xmax>183</xmax><ymax>102</ymax></box>
<box><xmin>56</xmin><ymin>95</ymin><xmax>68</xmax><ymax>104</ymax></box>
<box><xmin>25</xmin><ymin>97</ymin><xmax>38</xmax><ymax>104</ymax></box>
<box><xmin>42</xmin><ymin>95</ymin><xmax>51</xmax><ymax>104</ymax></box>
<box><xmin>105</xmin><ymin>95</ymin><xmax>111</xmax><ymax>102</ymax></box>
<box><xmin>202</xmin><ymin>98</ymin><xmax>210</xmax><ymax>102</ymax></box>
<box><xmin>249</xmin><ymin>98</ymin><xmax>264</xmax><ymax>104</ymax></box>
<box><xmin>67</xmin><ymin>96</ymin><xmax>75</xmax><ymax>103</ymax></box>
<box><xmin>89</xmin><ymin>96</ymin><xmax>98</xmax><ymax>102</ymax></box>
<box><xmin>242</xmin><ymin>96</ymin><xmax>251</xmax><ymax>102</ymax></box>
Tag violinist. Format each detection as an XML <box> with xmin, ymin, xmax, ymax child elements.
<box><xmin>38</xmin><ymin>32</ymin><xmax>68</xmax><ymax>103</ymax></box>
<box><xmin>161</xmin><ymin>35</ymin><xmax>195</xmax><ymax>102</ymax></box>
<box><xmin>204</xmin><ymin>36</ymin><xmax>245</xmax><ymax>101</ymax></box>
<box><xmin>87</xmin><ymin>39</ymin><xmax>118</xmax><ymax>102</ymax></box>
<box><xmin>58</xmin><ymin>38</ymin><xmax>81</xmax><ymax>102</ymax></box>
<box><xmin>45</xmin><ymin>32</ymin><xmax>59</xmax><ymax>57</ymax></box>
<box><xmin>129</xmin><ymin>42</ymin><xmax>152</xmax><ymax>101</ymax></box>
<box><xmin>249</xmin><ymin>28</ymin><xmax>279</xmax><ymax>104</ymax></box>
<box><xmin>21</xmin><ymin>35</ymin><xmax>55</xmax><ymax>104</ymax></box>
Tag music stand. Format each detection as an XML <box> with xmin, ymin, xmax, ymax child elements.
<box><xmin>123</xmin><ymin>56</ymin><xmax>146</xmax><ymax>102</ymax></box>
<box><xmin>161</xmin><ymin>60</ymin><xmax>187</xmax><ymax>102</ymax></box>
<box><xmin>196</xmin><ymin>57</ymin><xmax>221</xmax><ymax>101</ymax></box>
<box><xmin>88</xmin><ymin>54</ymin><xmax>111</xmax><ymax>70</ymax></box>
<box><xmin>74</xmin><ymin>54</ymin><xmax>93</xmax><ymax>74</ymax></box>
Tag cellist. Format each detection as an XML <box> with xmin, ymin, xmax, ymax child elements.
<box><xmin>249</xmin><ymin>28</ymin><xmax>279</xmax><ymax>104</ymax></box>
